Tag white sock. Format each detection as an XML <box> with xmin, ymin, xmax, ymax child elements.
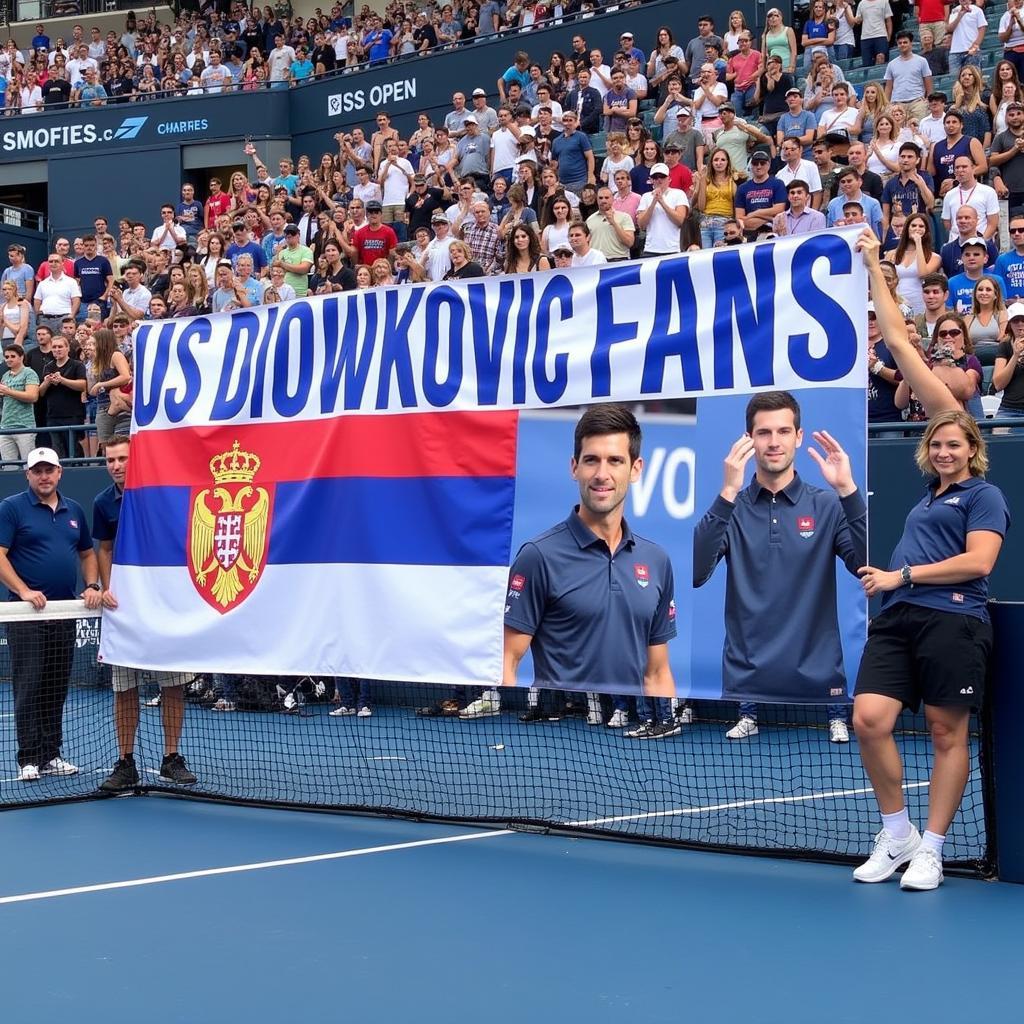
<box><xmin>527</xmin><ymin>687</ymin><xmax>540</xmax><ymax>708</ymax></box>
<box><xmin>881</xmin><ymin>808</ymin><xmax>911</xmax><ymax>840</ymax></box>
<box><xmin>920</xmin><ymin>830</ymin><xmax>945</xmax><ymax>857</ymax></box>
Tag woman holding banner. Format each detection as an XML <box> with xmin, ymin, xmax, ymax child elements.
<box><xmin>852</xmin><ymin>232</ymin><xmax>1010</xmax><ymax>892</ymax></box>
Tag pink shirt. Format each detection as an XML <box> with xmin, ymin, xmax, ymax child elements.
<box><xmin>613</xmin><ymin>191</ymin><xmax>642</xmax><ymax>225</ymax></box>
<box><xmin>727</xmin><ymin>49</ymin><xmax>762</xmax><ymax>91</ymax></box>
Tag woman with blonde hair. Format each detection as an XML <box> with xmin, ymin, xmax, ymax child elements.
<box><xmin>854</xmin><ymin>409</ymin><xmax>1007</xmax><ymax>891</ymax></box>
<box><xmin>89</xmin><ymin>327</ymin><xmax>132</xmax><ymax>446</ymax></box>
<box><xmin>186</xmin><ymin>264</ymin><xmax>211</xmax><ymax>314</ymax></box>
<box><xmin>371</xmin><ymin>258</ymin><xmax>394</xmax><ymax>287</ymax></box>
<box><xmin>952</xmin><ymin>65</ymin><xmax>992</xmax><ymax>148</ymax></box>
<box><xmin>858</xmin><ymin>82</ymin><xmax>886</xmax><ymax>145</ymax></box>
<box><xmin>0</xmin><ymin>280</ymin><xmax>30</xmax><ymax>347</ymax></box>
<box><xmin>867</xmin><ymin>114</ymin><xmax>900</xmax><ymax>179</ymax></box>
<box><xmin>723</xmin><ymin>9</ymin><xmax>750</xmax><ymax>54</ymax></box>
<box><xmin>761</xmin><ymin>8</ymin><xmax>797</xmax><ymax>73</ymax></box>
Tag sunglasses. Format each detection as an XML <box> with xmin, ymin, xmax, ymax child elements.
<box><xmin>1011</xmin><ymin>226</ymin><xmax>1024</xmax><ymax>233</ymax></box>
<box><xmin>937</xmin><ymin>327</ymin><xmax>963</xmax><ymax>338</ymax></box>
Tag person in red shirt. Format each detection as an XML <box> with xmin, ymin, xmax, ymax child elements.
<box><xmin>204</xmin><ymin>177</ymin><xmax>233</xmax><ymax>230</ymax></box>
<box><xmin>662</xmin><ymin>142</ymin><xmax>694</xmax><ymax>195</ymax></box>
<box><xmin>345</xmin><ymin>200</ymin><xmax>398</xmax><ymax>267</ymax></box>
<box><xmin>35</xmin><ymin>238</ymin><xmax>75</xmax><ymax>282</ymax></box>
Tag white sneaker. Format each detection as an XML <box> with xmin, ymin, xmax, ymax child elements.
<box><xmin>607</xmin><ymin>709</ymin><xmax>628</xmax><ymax>728</ymax></box>
<box><xmin>329</xmin><ymin>705</ymin><xmax>356</xmax><ymax>717</ymax></box>
<box><xmin>357</xmin><ymin>706</ymin><xmax>373</xmax><ymax>718</ymax></box>
<box><xmin>677</xmin><ymin>705</ymin><xmax>694</xmax><ymax>725</ymax></box>
<box><xmin>853</xmin><ymin>825</ymin><xmax>922</xmax><ymax>883</ymax></box>
<box><xmin>829</xmin><ymin>719</ymin><xmax>850</xmax><ymax>743</ymax></box>
<box><xmin>726</xmin><ymin>716</ymin><xmax>758</xmax><ymax>739</ymax></box>
<box><xmin>211</xmin><ymin>699</ymin><xmax>236</xmax><ymax>712</ymax></box>
<box><xmin>42</xmin><ymin>757</ymin><xmax>79</xmax><ymax>776</ymax></box>
<box><xmin>459</xmin><ymin>696</ymin><xmax>500</xmax><ymax>718</ymax></box>
<box><xmin>145</xmin><ymin>694</ymin><xmax>162</xmax><ymax>707</ymax></box>
<box><xmin>900</xmin><ymin>847</ymin><xmax>944</xmax><ymax>891</ymax></box>
<box><xmin>586</xmin><ymin>692</ymin><xmax>602</xmax><ymax>725</ymax></box>
<box><xmin>18</xmin><ymin>764</ymin><xmax>40</xmax><ymax>782</ymax></box>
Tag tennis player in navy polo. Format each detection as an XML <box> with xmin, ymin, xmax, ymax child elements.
<box><xmin>498</xmin><ymin>404</ymin><xmax>681</xmax><ymax>740</ymax></box>
<box><xmin>93</xmin><ymin>436</ymin><xmax>197</xmax><ymax>792</ymax></box>
<box><xmin>693</xmin><ymin>391</ymin><xmax>866</xmax><ymax>742</ymax></box>
<box><xmin>0</xmin><ymin>446</ymin><xmax>102</xmax><ymax>781</ymax></box>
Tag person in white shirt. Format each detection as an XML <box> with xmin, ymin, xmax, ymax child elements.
<box><xmin>421</xmin><ymin>213</ymin><xmax>456</xmax><ymax>280</ymax></box>
<box><xmin>150</xmin><ymin>205</ymin><xmax>187</xmax><ymax>250</ymax></box>
<box><xmin>940</xmin><ymin>154</ymin><xmax>1000</xmax><ymax>237</ymax></box>
<box><xmin>200</xmin><ymin>50</ymin><xmax>233</xmax><ymax>93</ymax></box>
<box><xmin>568</xmin><ymin>222</ymin><xmax>608</xmax><ymax>266</ymax></box>
<box><xmin>918</xmin><ymin>92</ymin><xmax>950</xmax><ymax>147</ymax></box>
<box><xmin>946</xmin><ymin>0</ymin><xmax>987</xmax><ymax>76</ymax></box>
<box><xmin>353</xmin><ymin>165</ymin><xmax>382</xmax><ymax>207</ymax></box>
<box><xmin>87</xmin><ymin>27</ymin><xmax>106</xmax><ymax>60</ymax></box>
<box><xmin>775</xmin><ymin>136</ymin><xmax>824</xmax><ymax>202</ymax></box>
<box><xmin>268</xmin><ymin>34</ymin><xmax>296</xmax><ymax>84</ymax></box>
<box><xmin>65</xmin><ymin>45</ymin><xmax>97</xmax><ymax>87</ymax></box>
<box><xmin>636</xmin><ymin>163</ymin><xmax>689</xmax><ymax>255</ymax></box>
<box><xmin>489</xmin><ymin>106</ymin><xmax>522</xmax><ymax>184</ymax></box>
<box><xmin>588</xmin><ymin>49</ymin><xmax>612</xmax><ymax>98</ymax></box>
<box><xmin>33</xmin><ymin>255</ymin><xmax>81</xmax><ymax>334</ymax></box>
<box><xmin>377</xmin><ymin>138</ymin><xmax>415</xmax><ymax>236</ymax></box>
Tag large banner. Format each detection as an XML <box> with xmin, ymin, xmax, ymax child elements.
<box><xmin>100</xmin><ymin>230</ymin><xmax>868</xmax><ymax>698</ymax></box>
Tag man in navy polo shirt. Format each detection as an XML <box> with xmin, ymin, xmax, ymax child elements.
<box><xmin>0</xmin><ymin>447</ymin><xmax>101</xmax><ymax>781</ymax></box>
<box><xmin>693</xmin><ymin>392</ymin><xmax>866</xmax><ymax>742</ymax></box>
<box><xmin>93</xmin><ymin>437</ymin><xmax>197</xmax><ymax>792</ymax></box>
<box><xmin>478</xmin><ymin>404</ymin><xmax>680</xmax><ymax>739</ymax></box>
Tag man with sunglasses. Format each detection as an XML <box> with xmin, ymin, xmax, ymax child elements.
<box><xmin>734</xmin><ymin>150</ymin><xmax>787</xmax><ymax>239</ymax></box>
<box><xmin>995</xmin><ymin>212</ymin><xmax>1024</xmax><ymax>302</ymax></box>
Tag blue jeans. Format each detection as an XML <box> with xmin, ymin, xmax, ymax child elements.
<box><xmin>637</xmin><ymin>695</ymin><xmax>673</xmax><ymax>724</ymax></box>
<box><xmin>700</xmin><ymin>214</ymin><xmax>728</xmax><ymax>248</ymax></box>
<box><xmin>739</xmin><ymin>701</ymin><xmax>849</xmax><ymax>721</ymax></box>
<box><xmin>212</xmin><ymin>673</ymin><xmax>239</xmax><ymax>701</ymax></box>
<box><xmin>834</xmin><ymin>43</ymin><xmax>854</xmax><ymax>60</ymax></box>
<box><xmin>731</xmin><ymin>84</ymin><xmax>757</xmax><ymax>118</ymax></box>
<box><xmin>949</xmin><ymin>51</ymin><xmax>982</xmax><ymax>76</ymax></box>
<box><xmin>860</xmin><ymin>36</ymin><xmax>890</xmax><ymax>67</ymax></box>
<box><xmin>335</xmin><ymin>677</ymin><xmax>371</xmax><ymax>708</ymax></box>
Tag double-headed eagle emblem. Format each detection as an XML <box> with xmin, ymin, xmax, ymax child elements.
<box><xmin>187</xmin><ymin>441</ymin><xmax>271</xmax><ymax>612</ymax></box>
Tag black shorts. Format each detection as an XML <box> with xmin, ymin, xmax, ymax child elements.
<box><xmin>854</xmin><ymin>603</ymin><xmax>992</xmax><ymax>712</ymax></box>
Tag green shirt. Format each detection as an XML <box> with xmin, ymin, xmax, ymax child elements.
<box><xmin>1</xmin><ymin>366</ymin><xmax>40</xmax><ymax>429</ymax></box>
<box><xmin>279</xmin><ymin>244</ymin><xmax>314</xmax><ymax>297</ymax></box>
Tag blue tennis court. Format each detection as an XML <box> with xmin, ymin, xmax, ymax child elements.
<box><xmin>2</xmin><ymin>794</ymin><xmax>1021</xmax><ymax>1023</ymax></box>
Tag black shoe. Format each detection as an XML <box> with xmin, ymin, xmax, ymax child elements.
<box><xmin>416</xmin><ymin>699</ymin><xmax>461</xmax><ymax>717</ymax></box>
<box><xmin>519</xmin><ymin>707</ymin><xmax>561</xmax><ymax>723</ymax></box>
<box><xmin>648</xmin><ymin>720</ymin><xmax>682</xmax><ymax>740</ymax></box>
<box><xmin>159</xmin><ymin>753</ymin><xmax>197</xmax><ymax>785</ymax></box>
<box><xmin>100</xmin><ymin>755</ymin><xmax>140</xmax><ymax>793</ymax></box>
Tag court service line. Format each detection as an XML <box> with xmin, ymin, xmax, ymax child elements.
<box><xmin>569</xmin><ymin>781</ymin><xmax>931</xmax><ymax>828</ymax></box>
<box><xmin>0</xmin><ymin>829</ymin><xmax>513</xmax><ymax>906</ymax></box>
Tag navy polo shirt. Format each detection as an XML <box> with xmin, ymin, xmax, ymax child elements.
<box><xmin>0</xmin><ymin>488</ymin><xmax>93</xmax><ymax>600</ymax></box>
<box><xmin>693</xmin><ymin>474</ymin><xmax>867</xmax><ymax>702</ymax></box>
<box><xmin>882</xmin><ymin>476</ymin><xmax>1010</xmax><ymax>623</ymax></box>
<box><xmin>504</xmin><ymin>510</ymin><xmax>676</xmax><ymax>692</ymax></box>
<box><xmin>91</xmin><ymin>482</ymin><xmax>122</xmax><ymax>543</ymax></box>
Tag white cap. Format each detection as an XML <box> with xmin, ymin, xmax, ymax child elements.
<box><xmin>650</xmin><ymin>162</ymin><xmax>670</xmax><ymax>177</ymax></box>
<box><xmin>1008</xmin><ymin>301</ymin><xmax>1024</xmax><ymax>320</ymax></box>
<box><xmin>518</xmin><ymin>125</ymin><xmax>536</xmax><ymax>137</ymax></box>
<box><xmin>866</xmin><ymin>301</ymin><xmax>876</xmax><ymax>314</ymax></box>
<box><xmin>26</xmin><ymin>447</ymin><xmax>61</xmax><ymax>469</ymax></box>
<box><xmin>462</xmin><ymin>113</ymin><xmax>478</xmax><ymax>124</ymax></box>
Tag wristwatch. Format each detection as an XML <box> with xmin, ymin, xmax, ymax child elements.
<box><xmin>84</xmin><ymin>583</ymin><xmax>101</xmax><ymax>591</ymax></box>
<box><xmin>900</xmin><ymin>565</ymin><xmax>912</xmax><ymax>587</ymax></box>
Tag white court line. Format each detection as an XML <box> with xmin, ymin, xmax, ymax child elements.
<box><xmin>569</xmin><ymin>781</ymin><xmax>931</xmax><ymax>828</ymax></box>
<box><xmin>0</xmin><ymin>829</ymin><xmax>513</xmax><ymax>906</ymax></box>
<box><xmin>0</xmin><ymin>779</ymin><xmax>935</xmax><ymax>905</ymax></box>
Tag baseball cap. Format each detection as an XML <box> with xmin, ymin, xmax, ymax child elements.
<box><xmin>675</xmin><ymin>106</ymin><xmax>693</xmax><ymax>118</ymax></box>
<box><xmin>1009</xmin><ymin>101</ymin><xmax>1024</xmax><ymax>112</ymax></box>
<box><xmin>751</xmin><ymin>149</ymin><xmax>771</xmax><ymax>162</ymax></box>
<box><xmin>463</xmin><ymin>113</ymin><xmax>478</xmax><ymax>124</ymax></box>
<box><xmin>960</xmin><ymin>235</ymin><xmax>987</xmax><ymax>249</ymax></box>
<box><xmin>472</xmin><ymin>87</ymin><xmax>487</xmax><ymax>97</ymax></box>
<box><xmin>1008</xmin><ymin>301</ymin><xmax>1024</xmax><ymax>320</ymax></box>
<box><xmin>26</xmin><ymin>447</ymin><xmax>60</xmax><ymax>469</ymax></box>
<box><xmin>431</xmin><ymin>211</ymin><xmax>448</xmax><ymax>222</ymax></box>
<box><xmin>866</xmin><ymin>301</ymin><xmax>876</xmax><ymax>314</ymax></box>
<box><xmin>283</xmin><ymin>224</ymin><xmax>300</xmax><ymax>234</ymax></box>
<box><xmin>825</xmin><ymin>127</ymin><xmax>851</xmax><ymax>145</ymax></box>
<box><xmin>785</xmin><ymin>87</ymin><xmax>802</xmax><ymax>97</ymax></box>
<box><xmin>519</xmin><ymin>125</ymin><xmax>536</xmax><ymax>137</ymax></box>
<box><xmin>366</xmin><ymin>200</ymin><xmax>383</xmax><ymax>212</ymax></box>
<box><xmin>232</xmin><ymin>220</ymin><xmax>246</xmax><ymax>230</ymax></box>
<box><xmin>412</xmin><ymin>173</ymin><xmax>426</xmax><ymax>184</ymax></box>
<box><xmin>620</xmin><ymin>31</ymin><xmax>633</xmax><ymax>38</ymax></box>
<box><xmin>663</xmin><ymin>141</ymin><xmax>681</xmax><ymax>152</ymax></box>
<box><xmin>649</xmin><ymin>162</ymin><xmax>670</xmax><ymax>177</ymax></box>
<box><xmin>552</xmin><ymin>244</ymin><xmax>573</xmax><ymax>255</ymax></box>
<box><xmin>719</xmin><ymin>102</ymin><xmax>735</xmax><ymax>113</ymax></box>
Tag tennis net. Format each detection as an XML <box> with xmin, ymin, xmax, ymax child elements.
<box><xmin>0</xmin><ymin>604</ymin><xmax>994</xmax><ymax>876</ymax></box>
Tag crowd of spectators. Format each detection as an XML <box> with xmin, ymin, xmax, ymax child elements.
<box><xmin>2</xmin><ymin>0</ymin><xmax>1024</xmax><ymax>473</ymax></box>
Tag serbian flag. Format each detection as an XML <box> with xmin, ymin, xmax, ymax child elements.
<box><xmin>99</xmin><ymin>411</ymin><xmax>518</xmax><ymax>684</ymax></box>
